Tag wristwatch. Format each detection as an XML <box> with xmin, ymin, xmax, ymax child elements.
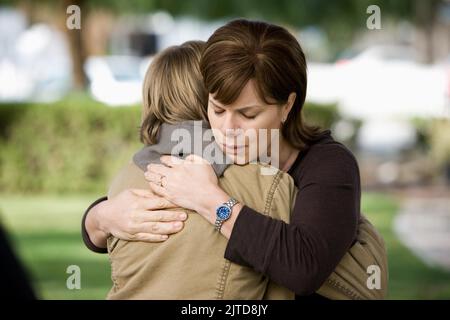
<box><xmin>215</xmin><ymin>198</ymin><xmax>239</xmax><ymax>232</ymax></box>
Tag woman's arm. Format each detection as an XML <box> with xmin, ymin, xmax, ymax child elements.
<box><xmin>81</xmin><ymin>189</ymin><xmax>189</xmax><ymax>253</ymax></box>
<box><xmin>82</xmin><ymin>196</ymin><xmax>109</xmax><ymax>252</ymax></box>
<box><xmin>147</xmin><ymin>148</ymin><xmax>360</xmax><ymax>296</ymax></box>
<box><xmin>223</xmin><ymin>146</ymin><xmax>360</xmax><ymax>295</ymax></box>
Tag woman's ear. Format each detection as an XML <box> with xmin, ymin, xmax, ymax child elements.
<box><xmin>283</xmin><ymin>92</ymin><xmax>297</xmax><ymax>121</ymax></box>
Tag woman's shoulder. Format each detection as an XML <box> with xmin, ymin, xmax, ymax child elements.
<box><xmin>306</xmin><ymin>131</ymin><xmax>357</xmax><ymax>164</ymax></box>
<box><xmin>293</xmin><ymin>131</ymin><xmax>360</xmax><ymax>182</ymax></box>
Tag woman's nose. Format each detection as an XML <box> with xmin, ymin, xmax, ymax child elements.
<box><xmin>222</xmin><ymin>113</ymin><xmax>241</xmax><ymax>135</ymax></box>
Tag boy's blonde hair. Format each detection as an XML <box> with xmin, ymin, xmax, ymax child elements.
<box><xmin>140</xmin><ymin>40</ymin><xmax>208</xmax><ymax>145</ymax></box>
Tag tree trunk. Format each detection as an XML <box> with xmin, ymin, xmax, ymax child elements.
<box><xmin>62</xmin><ymin>0</ymin><xmax>87</xmax><ymax>90</ymax></box>
<box><xmin>415</xmin><ymin>0</ymin><xmax>440</xmax><ymax>64</ymax></box>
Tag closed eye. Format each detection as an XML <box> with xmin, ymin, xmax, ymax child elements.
<box><xmin>214</xmin><ymin>108</ymin><xmax>225</xmax><ymax>115</ymax></box>
<box><xmin>240</xmin><ymin>112</ymin><xmax>258</xmax><ymax>119</ymax></box>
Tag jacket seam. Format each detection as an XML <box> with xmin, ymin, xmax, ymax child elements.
<box><xmin>264</xmin><ymin>170</ymin><xmax>283</xmax><ymax>216</ymax></box>
<box><xmin>325</xmin><ymin>278</ymin><xmax>362</xmax><ymax>300</ymax></box>
<box><xmin>259</xmin><ymin>170</ymin><xmax>283</xmax><ymax>274</ymax></box>
<box><xmin>108</xmin><ymin>251</ymin><xmax>120</xmax><ymax>293</ymax></box>
<box><xmin>215</xmin><ymin>259</ymin><xmax>231</xmax><ymax>299</ymax></box>
<box><xmin>215</xmin><ymin>168</ymin><xmax>283</xmax><ymax>299</ymax></box>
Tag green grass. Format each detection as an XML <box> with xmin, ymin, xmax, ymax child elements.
<box><xmin>0</xmin><ymin>192</ymin><xmax>449</xmax><ymax>299</ymax></box>
<box><xmin>362</xmin><ymin>193</ymin><xmax>450</xmax><ymax>299</ymax></box>
<box><xmin>0</xmin><ymin>194</ymin><xmax>111</xmax><ymax>299</ymax></box>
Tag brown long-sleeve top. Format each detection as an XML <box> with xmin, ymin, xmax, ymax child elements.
<box><xmin>224</xmin><ymin>131</ymin><xmax>360</xmax><ymax>297</ymax></box>
<box><xmin>81</xmin><ymin>130</ymin><xmax>360</xmax><ymax>298</ymax></box>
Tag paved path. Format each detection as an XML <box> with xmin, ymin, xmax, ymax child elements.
<box><xmin>394</xmin><ymin>197</ymin><xmax>450</xmax><ymax>271</ymax></box>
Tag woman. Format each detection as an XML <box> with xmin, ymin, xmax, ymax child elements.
<box><xmin>104</xmin><ymin>40</ymin><xmax>298</xmax><ymax>299</ymax></box>
<box><xmin>83</xmin><ymin>19</ymin><xmax>387</xmax><ymax>299</ymax></box>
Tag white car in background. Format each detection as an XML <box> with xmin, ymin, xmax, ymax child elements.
<box><xmin>0</xmin><ymin>15</ymin><xmax>72</xmax><ymax>103</ymax></box>
<box><xmin>84</xmin><ymin>55</ymin><xmax>152</xmax><ymax>106</ymax></box>
<box><xmin>307</xmin><ymin>45</ymin><xmax>449</xmax><ymax>120</ymax></box>
<box><xmin>308</xmin><ymin>45</ymin><xmax>449</xmax><ymax>154</ymax></box>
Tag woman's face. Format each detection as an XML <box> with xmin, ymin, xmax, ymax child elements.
<box><xmin>208</xmin><ymin>79</ymin><xmax>294</xmax><ymax>164</ymax></box>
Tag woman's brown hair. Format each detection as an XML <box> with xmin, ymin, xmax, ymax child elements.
<box><xmin>200</xmin><ymin>19</ymin><xmax>326</xmax><ymax>150</ymax></box>
<box><xmin>140</xmin><ymin>40</ymin><xmax>208</xmax><ymax>145</ymax></box>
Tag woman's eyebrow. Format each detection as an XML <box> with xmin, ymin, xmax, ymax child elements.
<box><xmin>238</xmin><ymin>105</ymin><xmax>263</xmax><ymax>112</ymax></box>
<box><xmin>209</xmin><ymin>99</ymin><xmax>262</xmax><ymax>111</ymax></box>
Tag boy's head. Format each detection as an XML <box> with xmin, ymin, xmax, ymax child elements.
<box><xmin>140</xmin><ymin>40</ymin><xmax>208</xmax><ymax>145</ymax></box>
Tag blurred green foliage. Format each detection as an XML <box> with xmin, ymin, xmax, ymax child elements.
<box><xmin>411</xmin><ymin>118</ymin><xmax>450</xmax><ymax>173</ymax></box>
<box><xmin>428</xmin><ymin>119</ymin><xmax>450</xmax><ymax>168</ymax></box>
<box><xmin>0</xmin><ymin>96</ymin><xmax>338</xmax><ymax>194</ymax></box>
<box><xmin>303</xmin><ymin>103</ymin><xmax>339</xmax><ymax>130</ymax></box>
<box><xmin>0</xmin><ymin>95</ymin><xmax>142</xmax><ymax>194</ymax></box>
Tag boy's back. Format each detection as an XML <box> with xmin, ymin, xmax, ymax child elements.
<box><xmin>106</xmin><ymin>162</ymin><xmax>296</xmax><ymax>299</ymax></box>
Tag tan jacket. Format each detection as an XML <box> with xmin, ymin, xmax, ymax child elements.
<box><xmin>106</xmin><ymin>162</ymin><xmax>388</xmax><ymax>300</ymax></box>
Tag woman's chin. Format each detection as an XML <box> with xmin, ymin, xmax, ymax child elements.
<box><xmin>224</xmin><ymin>152</ymin><xmax>258</xmax><ymax>166</ymax></box>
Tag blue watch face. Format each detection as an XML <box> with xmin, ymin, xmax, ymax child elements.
<box><xmin>216</xmin><ymin>205</ymin><xmax>231</xmax><ymax>220</ymax></box>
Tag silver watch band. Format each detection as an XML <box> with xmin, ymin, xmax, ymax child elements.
<box><xmin>224</xmin><ymin>198</ymin><xmax>238</xmax><ymax>208</ymax></box>
<box><xmin>215</xmin><ymin>198</ymin><xmax>238</xmax><ymax>232</ymax></box>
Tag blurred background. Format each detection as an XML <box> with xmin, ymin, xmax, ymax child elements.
<box><xmin>0</xmin><ymin>0</ymin><xmax>449</xmax><ymax>299</ymax></box>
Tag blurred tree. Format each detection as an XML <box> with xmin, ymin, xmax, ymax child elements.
<box><xmin>414</xmin><ymin>0</ymin><xmax>442</xmax><ymax>64</ymax></box>
<box><xmin>63</xmin><ymin>0</ymin><xmax>86</xmax><ymax>90</ymax></box>
<box><xmin>111</xmin><ymin>0</ymin><xmax>443</xmax><ymax>61</ymax></box>
<box><xmin>2</xmin><ymin>0</ymin><xmax>445</xmax><ymax>88</ymax></box>
<box><xmin>6</xmin><ymin>0</ymin><xmax>90</xmax><ymax>89</ymax></box>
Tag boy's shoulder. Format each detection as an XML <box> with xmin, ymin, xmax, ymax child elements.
<box><xmin>107</xmin><ymin>161</ymin><xmax>147</xmax><ymax>199</ymax></box>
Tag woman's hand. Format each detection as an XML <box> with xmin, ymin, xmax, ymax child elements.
<box><xmin>145</xmin><ymin>155</ymin><xmax>232</xmax><ymax>225</ymax></box>
<box><xmin>86</xmin><ymin>189</ymin><xmax>188</xmax><ymax>245</ymax></box>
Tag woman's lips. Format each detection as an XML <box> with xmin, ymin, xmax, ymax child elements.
<box><xmin>222</xmin><ymin>143</ymin><xmax>246</xmax><ymax>153</ymax></box>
